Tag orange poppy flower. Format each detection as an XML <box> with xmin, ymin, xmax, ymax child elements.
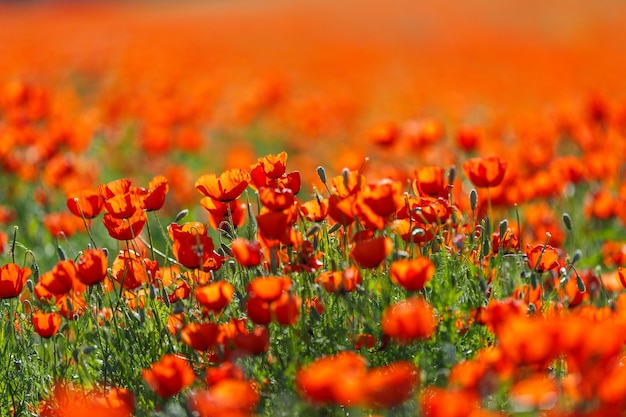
<box><xmin>76</xmin><ymin>248</ymin><xmax>108</xmax><ymax>286</ymax></box>
<box><xmin>181</xmin><ymin>322</ymin><xmax>220</xmax><ymax>351</ymax></box>
<box><xmin>391</xmin><ymin>219</ymin><xmax>436</xmax><ymax>244</ymax></box>
<box><xmin>361</xmin><ymin>179</ymin><xmax>403</xmax><ymax>218</ymax></box>
<box><xmin>413</xmin><ymin>166</ymin><xmax>447</xmax><ymax>198</ymax></box>
<box><xmin>43</xmin><ymin>383</ymin><xmax>135</xmax><ymax>417</ymax></box>
<box><xmin>250</xmin><ymin>151</ymin><xmax>288</xmax><ymax>186</ymax></box>
<box><xmin>363</xmin><ymin>361</ymin><xmax>419</xmax><ymax>408</ymax></box>
<box><xmin>195</xmin><ymin>168</ymin><xmax>251</xmax><ymax>202</ymax></box>
<box><xmin>99</xmin><ymin>178</ymin><xmax>132</xmax><ymax>200</ymax></box>
<box><xmin>256</xmin><ymin>205</ymin><xmax>298</xmax><ymax>243</ymax></box>
<box><xmin>168</xmin><ymin>222</ymin><xmax>225</xmax><ymax>272</ymax></box>
<box><xmin>111</xmin><ymin>250</ymin><xmax>159</xmax><ymax>290</ymax></box>
<box><xmin>332</xmin><ymin>170</ymin><xmax>364</xmax><ymax>198</ymax></box>
<box><xmin>299</xmin><ymin>198</ymin><xmax>329</xmax><ymax>222</ymax></box>
<box><xmin>195</xmin><ymin>281</ymin><xmax>234</xmax><ymax>313</ymax></box>
<box><xmin>382</xmin><ymin>297</ymin><xmax>436</xmax><ymax>344</ymax></box>
<box><xmin>142</xmin><ymin>175</ymin><xmax>169</xmax><ymax>211</ymax></box>
<box><xmin>247</xmin><ymin>276</ymin><xmax>292</xmax><ymax>302</ymax></box>
<box><xmin>189</xmin><ymin>379</ymin><xmax>259</xmax><ymax>417</ymax></box>
<box><xmin>39</xmin><ymin>260</ymin><xmax>80</xmax><ymax>296</ymax></box>
<box><xmin>231</xmin><ymin>238</ymin><xmax>263</xmax><ymax>268</ymax></box>
<box><xmin>56</xmin><ymin>292</ymin><xmax>87</xmax><ymax>319</ymax></box>
<box><xmin>32</xmin><ymin>311</ymin><xmax>62</xmax><ymax>338</ymax></box>
<box><xmin>104</xmin><ymin>192</ymin><xmax>143</xmax><ymax>219</ymax></box>
<box><xmin>389</xmin><ymin>257</ymin><xmax>435</xmax><ymax>291</ymax></box>
<box><xmin>296</xmin><ymin>351</ymin><xmax>367</xmax><ymax>406</ymax></box>
<box><xmin>350</xmin><ymin>236</ymin><xmax>392</xmax><ymax>269</ymax></box>
<box><xmin>526</xmin><ymin>244</ymin><xmax>560</xmax><ymax>272</ymax></box>
<box><xmin>67</xmin><ymin>188</ymin><xmax>104</xmax><ymax>219</ymax></box>
<box><xmin>102</xmin><ymin>210</ymin><xmax>147</xmax><ymax>241</ymax></box>
<box><xmin>143</xmin><ymin>354</ymin><xmax>195</xmax><ymax>398</ymax></box>
<box><xmin>199</xmin><ymin>197</ymin><xmax>246</xmax><ymax>230</ymax></box>
<box><xmin>327</xmin><ymin>194</ymin><xmax>356</xmax><ymax>226</ymax></box>
<box><xmin>462</xmin><ymin>156</ymin><xmax>508</xmax><ymax>188</ymax></box>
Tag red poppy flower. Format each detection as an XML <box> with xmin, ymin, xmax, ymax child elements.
<box><xmin>256</xmin><ymin>205</ymin><xmax>298</xmax><ymax>243</ymax></box>
<box><xmin>102</xmin><ymin>210</ymin><xmax>147</xmax><ymax>241</ymax></box>
<box><xmin>462</xmin><ymin>156</ymin><xmax>508</xmax><ymax>188</ymax></box>
<box><xmin>32</xmin><ymin>311</ymin><xmax>62</xmax><ymax>338</ymax></box>
<box><xmin>361</xmin><ymin>179</ymin><xmax>403</xmax><ymax>218</ymax></box>
<box><xmin>526</xmin><ymin>244</ymin><xmax>560</xmax><ymax>272</ymax></box>
<box><xmin>389</xmin><ymin>257</ymin><xmax>435</xmax><ymax>291</ymax></box>
<box><xmin>195</xmin><ymin>281</ymin><xmax>234</xmax><ymax>313</ymax></box>
<box><xmin>143</xmin><ymin>354</ymin><xmax>195</xmax><ymax>398</ymax></box>
<box><xmin>413</xmin><ymin>166</ymin><xmax>446</xmax><ymax>198</ymax></box>
<box><xmin>76</xmin><ymin>249</ymin><xmax>108</xmax><ymax>286</ymax></box>
<box><xmin>195</xmin><ymin>169</ymin><xmax>251</xmax><ymax>202</ymax></box>
<box><xmin>142</xmin><ymin>175</ymin><xmax>169</xmax><ymax>211</ymax></box>
<box><xmin>67</xmin><ymin>188</ymin><xmax>104</xmax><ymax>219</ymax></box>
<box><xmin>350</xmin><ymin>236</ymin><xmax>392</xmax><ymax>269</ymax></box>
<box><xmin>382</xmin><ymin>297</ymin><xmax>436</xmax><ymax>344</ymax></box>
<box><xmin>232</xmin><ymin>325</ymin><xmax>271</xmax><ymax>355</ymax></box>
<box><xmin>168</xmin><ymin>222</ymin><xmax>224</xmax><ymax>272</ymax></box>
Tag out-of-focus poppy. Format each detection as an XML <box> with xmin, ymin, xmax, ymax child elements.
<box><xmin>382</xmin><ymin>297</ymin><xmax>436</xmax><ymax>344</ymax></box>
<box><xmin>205</xmin><ymin>362</ymin><xmax>245</xmax><ymax>387</ymax></box>
<box><xmin>43</xmin><ymin>212</ymin><xmax>83</xmax><ymax>237</ymax></box>
<box><xmin>389</xmin><ymin>257</ymin><xmax>434</xmax><ymax>291</ymax></box>
<box><xmin>102</xmin><ymin>210</ymin><xmax>147</xmax><ymax>241</ymax></box>
<box><xmin>363</xmin><ymin>361</ymin><xmax>419</xmax><ymax>408</ymax></box>
<box><xmin>404</xmin><ymin>118</ymin><xmax>444</xmax><ymax>148</ymax></box>
<box><xmin>196</xmin><ymin>169</ymin><xmax>251</xmax><ymax>202</ymax></box>
<box><xmin>41</xmin><ymin>383</ymin><xmax>134</xmax><ymax>417</ymax></box>
<box><xmin>247</xmin><ymin>276</ymin><xmax>292</xmax><ymax>302</ymax></box>
<box><xmin>195</xmin><ymin>281</ymin><xmax>234</xmax><ymax>313</ymax></box>
<box><xmin>271</xmin><ymin>292</ymin><xmax>301</xmax><ymax>325</ymax></box>
<box><xmin>168</xmin><ymin>222</ymin><xmax>224</xmax><ymax>272</ymax></box>
<box><xmin>232</xmin><ymin>325</ymin><xmax>270</xmax><ymax>356</ymax></box>
<box><xmin>316</xmin><ymin>267</ymin><xmax>361</xmax><ymax>293</ymax></box>
<box><xmin>456</xmin><ymin>126</ymin><xmax>482</xmax><ymax>152</ymax></box>
<box><xmin>525</xmin><ymin>244</ymin><xmax>560</xmax><ymax>272</ymax></box>
<box><xmin>296</xmin><ymin>351</ymin><xmax>367</xmax><ymax>406</ymax></box>
<box><xmin>181</xmin><ymin>322</ymin><xmax>220</xmax><ymax>351</ymax></box>
<box><xmin>67</xmin><ymin>188</ymin><xmax>104</xmax><ymax>219</ymax></box>
<box><xmin>509</xmin><ymin>374</ymin><xmax>558</xmax><ymax>412</ymax></box>
<box><xmin>32</xmin><ymin>311</ymin><xmax>62</xmax><ymax>338</ymax></box>
<box><xmin>463</xmin><ymin>156</ymin><xmax>508</xmax><ymax>188</ymax></box>
<box><xmin>420</xmin><ymin>387</ymin><xmax>480</xmax><ymax>417</ymax></box>
<box><xmin>143</xmin><ymin>354</ymin><xmax>195</xmax><ymax>398</ymax></box>
<box><xmin>142</xmin><ymin>175</ymin><xmax>169</xmax><ymax>211</ymax></box>
<box><xmin>231</xmin><ymin>238</ymin><xmax>263</xmax><ymax>268</ymax></box>
<box><xmin>350</xmin><ymin>236</ymin><xmax>392</xmax><ymax>269</ymax></box>
<box><xmin>189</xmin><ymin>379</ymin><xmax>259</xmax><ymax>417</ymax></box>
<box><xmin>76</xmin><ymin>248</ymin><xmax>108</xmax><ymax>286</ymax></box>
<box><xmin>367</xmin><ymin>121</ymin><xmax>399</xmax><ymax>147</ymax></box>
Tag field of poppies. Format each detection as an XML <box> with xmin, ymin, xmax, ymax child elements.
<box><xmin>2</xmin><ymin>1</ymin><xmax>626</xmax><ymax>416</ymax></box>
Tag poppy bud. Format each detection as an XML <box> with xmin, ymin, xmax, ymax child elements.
<box><xmin>562</xmin><ymin>213</ymin><xmax>572</xmax><ymax>231</ymax></box>
<box><xmin>316</xmin><ymin>165</ymin><xmax>327</xmax><ymax>185</ymax></box>
<box><xmin>469</xmin><ymin>189</ymin><xmax>477</xmax><ymax>212</ymax></box>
